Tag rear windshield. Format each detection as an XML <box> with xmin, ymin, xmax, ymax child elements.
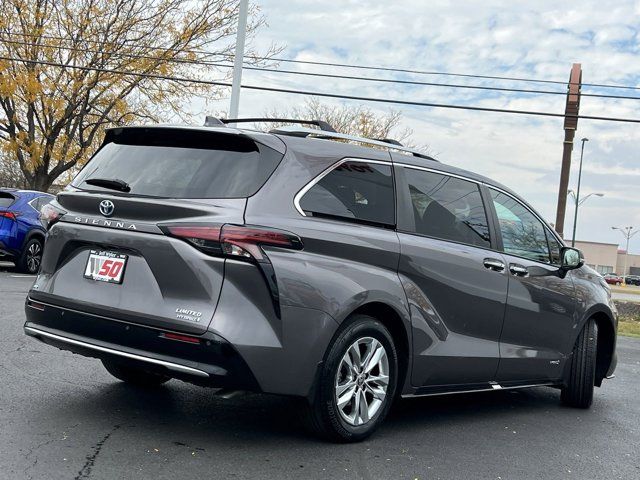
<box><xmin>72</xmin><ymin>129</ymin><xmax>283</xmax><ymax>198</ymax></box>
<box><xmin>0</xmin><ymin>192</ymin><xmax>16</xmax><ymax>208</ymax></box>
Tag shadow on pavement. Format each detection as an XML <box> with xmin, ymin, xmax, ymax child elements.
<box><xmin>31</xmin><ymin>379</ymin><xmax>563</xmax><ymax>444</ymax></box>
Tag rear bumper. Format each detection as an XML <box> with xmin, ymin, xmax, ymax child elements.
<box><xmin>24</xmin><ymin>297</ymin><xmax>260</xmax><ymax>391</ymax></box>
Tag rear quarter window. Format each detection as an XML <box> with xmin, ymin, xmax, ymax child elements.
<box><xmin>72</xmin><ymin>129</ymin><xmax>283</xmax><ymax>199</ymax></box>
<box><xmin>298</xmin><ymin>161</ymin><xmax>395</xmax><ymax>226</ymax></box>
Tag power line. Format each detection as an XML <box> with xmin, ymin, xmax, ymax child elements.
<box><xmin>3</xmin><ymin>37</ymin><xmax>640</xmax><ymax>101</ymax></box>
<box><xmin>4</xmin><ymin>31</ymin><xmax>640</xmax><ymax>92</ymax></box>
<box><xmin>2</xmin><ymin>55</ymin><xmax>640</xmax><ymax>124</ymax></box>
<box><xmin>257</xmin><ymin>56</ymin><xmax>640</xmax><ymax>93</ymax></box>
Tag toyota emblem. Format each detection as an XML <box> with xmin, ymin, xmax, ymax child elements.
<box><xmin>99</xmin><ymin>200</ymin><xmax>115</xmax><ymax>217</ymax></box>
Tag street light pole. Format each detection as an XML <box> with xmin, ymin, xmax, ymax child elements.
<box><xmin>571</xmin><ymin>137</ymin><xmax>589</xmax><ymax>247</ymax></box>
<box><xmin>229</xmin><ymin>0</ymin><xmax>248</xmax><ymax>121</ymax></box>
<box><xmin>612</xmin><ymin>226</ymin><xmax>638</xmax><ymax>282</ymax></box>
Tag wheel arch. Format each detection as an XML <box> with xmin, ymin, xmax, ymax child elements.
<box><xmin>346</xmin><ymin>301</ymin><xmax>412</xmax><ymax>395</ymax></box>
<box><xmin>21</xmin><ymin>228</ymin><xmax>45</xmax><ymax>248</ymax></box>
<box><xmin>591</xmin><ymin>310</ymin><xmax>616</xmax><ymax>387</ymax></box>
<box><xmin>569</xmin><ymin>305</ymin><xmax>616</xmax><ymax>387</ymax></box>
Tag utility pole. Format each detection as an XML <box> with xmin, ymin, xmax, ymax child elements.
<box><xmin>612</xmin><ymin>226</ymin><xmax>638</xmax><ymax>281</ymax></box>
<box><xmin>555</xmin><ymin>63</ymin><xmax>582</xmax><ymax>239</ymax></box>
<box><xmin>229</xmin><ymin>0</ymin><xmax>248</xmax><ymax>121</ymax></box>
<box><xmin>570</xmin><ymin>137</ymin><xmax>588</xmax><ymax>247</ymax></box>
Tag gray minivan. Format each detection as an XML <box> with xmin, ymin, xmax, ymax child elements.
<box><xmin>24</xmin><ymin>119</ymin><xmax>617</xmax><ymax>442</ymax></box>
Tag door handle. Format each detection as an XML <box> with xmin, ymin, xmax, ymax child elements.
<box><xmin>483</xmin><ymin>258</ymin><xmax>505</xmax><ymax>272</ymax></box>
<box><xmin>509</xmin><ymin>264</ymin><xmax>529</xmax><ymax>277</ymax></box>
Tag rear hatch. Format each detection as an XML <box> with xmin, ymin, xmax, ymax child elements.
<box><xmin>31</xmin><ymin>127</ymin><xmax>285</xmax><ymax>334</ymax></box>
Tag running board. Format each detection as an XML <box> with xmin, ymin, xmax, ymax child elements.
<box><xmin>24</xmin><ymin>326</ymin><xmax>210</xmax><ymax>378</ymax></box>
<box><xmin>404</xmin><ymin>381</ymin><xmax>555</xmax><ymax>398</ymax></box>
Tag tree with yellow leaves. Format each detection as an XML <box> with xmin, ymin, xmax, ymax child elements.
<box><xmin>0</xmin><ymin>0</ymin><xmax>275</xmax><ymax>191</ymax></box>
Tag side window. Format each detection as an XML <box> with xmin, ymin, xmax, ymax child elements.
<box><xmin>402</xmin><ymin>168</ymin><xmax>491</xmax><ymax>248</ymax></box>
<box><xmin>31</xmin><ymin>196</ymin><xmax>49</xmax><ymax>211</ymax></box>
<box><xmin>490</xmin><ymin>189</ymin><xmax>550</xmax><ymax>263</ymax></box>
<box><xmin>299</xmin><ymin>161</ymin><xmax>395</xmax><ymax>226</ymax></box>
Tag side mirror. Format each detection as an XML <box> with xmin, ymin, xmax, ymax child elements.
<box><xmin>561</xmin><ymin>247</ymin><xmax>583</xmax><ymax>270</ymax></box>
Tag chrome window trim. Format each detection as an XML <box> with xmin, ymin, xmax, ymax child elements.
<box><xmin>395</xmin><ymin>163</ymin><xmax>559</xmax><ymax>244</ymax></box>
<box><xmin>395</xmin><ymin>163</ymin><xmax>482</xmax><ymax>185</ymax></box>
<box><xmin>396</xmin><ymin>163</ymin><xmax>564</xmax><ymax>264</ymax></box>
<box><xmin>27</xmin><ymin>197</ymin><xmax>40</xmax><ymax>213</ymax></box>
<box><xmin>28</xmin><ymin>195</ymin><xmax>53</xmax><ymax>214</ymax></box>
<box><xmin>293</xmin><ymin>157</ymin><xmax>392</xmax><ymax>216</ymax></box>
<box><xmin>24</xmin><ymin>326</ymin><xmax>210</xmax><ymax>377</ymax></box>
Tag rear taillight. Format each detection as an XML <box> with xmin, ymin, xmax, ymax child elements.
<box><xmin>39</xmin><ymin>203</ymin><xmax>66</xmax><ymax>230</ymax></box>
<box><xmin>162</xmin><ymin>223</ymin><xmax>302</xmax><ymax>320</ymax></box>
<box><xmin>0</xmin><ymin>211</ymin><xmax>17</xmax><ymax>220</ymax></box>
<box><xmin>163</xmin><ymin>224</ymin><xmax>303</xmax><ymax>261</ymax></box>
<box><xmin>220</xmin><ymin>225</ymin><xmax>302</xmax><ymax>261</ymax></box>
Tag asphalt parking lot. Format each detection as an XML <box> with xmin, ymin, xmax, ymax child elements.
<box><xmin>1</xmin><ymin>268</ymin><xmax>639</xmax><ymax>480</ymax></box>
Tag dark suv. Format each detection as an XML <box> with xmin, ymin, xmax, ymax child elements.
<box><xmin>24</xmin><ymin>120</ymin><xmax>617</xmax><ymax>442</ymax></box>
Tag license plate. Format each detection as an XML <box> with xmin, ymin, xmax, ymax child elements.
<box><xmin>84</xmin><ymin>250</ymin><xmax>128</xmax><ymax>284</ymax></box>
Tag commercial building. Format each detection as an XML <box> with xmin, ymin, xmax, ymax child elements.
<box><xmin>570</xmin><ymin>240</ymin><xmax>640</xmax><ymax>276</ymax></box>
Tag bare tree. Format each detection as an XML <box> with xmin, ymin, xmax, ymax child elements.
<box><xmin>0</xmin><ymin>151</ymin><xmax>25</xmax><ymax>188</ymax></box>
<box><xmin>0</xmin><ymin>0</ymin><xmax>278</xmax><ymax>191</ymax></box>
<box><xmin>262</xmin><ymin>97</ymin><xmax>429</xmax><ymax>152</ymax></box>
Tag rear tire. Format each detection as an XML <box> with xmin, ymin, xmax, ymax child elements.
<box><xmin>102</xmin><ymin>359</ymin><xmax>170</xmax><ymax>387</ymax></box>
<box><xmin>17</xmin><ymin>238</ymin><xmax>43</xmax><ymax>274</ymax></box>
<box><xmin>302</xmin><ymin>314</ymin><xmax>398</xmax><ymax>442</ymax></box>
<box><xmin>561</xmin><ymin>319</ymin><xmax>598</xmax><ymax>408</ymax></box>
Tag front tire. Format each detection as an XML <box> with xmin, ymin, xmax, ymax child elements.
<box><xmin>303</xmin><ymin>314</ymin><xmax>398</xmax><ymax>442</ymax></box>
<box><xmin>102</xmin><ymin>359</ymin><xmax>171</xmax><ymax>387</ymax></box>
<box><xmin>561</xmin><ymin>319</ymin><xmax>598</xmax><ymax>408</ymax></box>
<box><xmin>17</xmin><ymin>238</ymin><xmax>43</xmax><ymax>274</ymax></box>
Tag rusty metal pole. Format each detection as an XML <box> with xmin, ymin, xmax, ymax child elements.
<box><xmin>554</xmin><ymin>63</ymin><xmax>582</xmax><ymax>238</ymax></box>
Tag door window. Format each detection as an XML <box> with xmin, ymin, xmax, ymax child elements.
<box><xmin>402</xmin><ymin>168</ymin><xmax>490</xmax><ymax>248</ymax></box>
<box><xmin>490</xmin><ymin>189</ymin><xmax>551</xmax><ymax>263</ymax></box>
<box><xmin>298</xmin><ymin>161</ymin><xmax>395</xmax><ymax>226</ymax></box>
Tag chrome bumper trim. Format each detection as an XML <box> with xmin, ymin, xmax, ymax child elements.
<box><xmin>24</xmin><ymin>326</ymin><xmax>209</xmax><ymax>378</ymax></box>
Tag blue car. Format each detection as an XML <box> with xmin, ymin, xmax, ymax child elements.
<box><xmin>0</xmin><ymin>188</ymin><xmax>54</xmax><ymax>273</ymax></box>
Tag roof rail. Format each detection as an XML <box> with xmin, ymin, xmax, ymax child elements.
<box><xmin>271</xmin><ymin>126</ymin><xmax>436</xmax><ymax>161</ymax></box>
<box><xmin>374</xmin><ymin>138</ymin><xmax>403</xmax><ymax>146</ymax></box>
<box><xmin>220</xmin><ymin>118</ymin><xmax>337</xmax><ymax>133</ymax></box>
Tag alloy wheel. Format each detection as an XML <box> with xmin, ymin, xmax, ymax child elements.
<box><xmin>26</xmin><ymin>242</ymin><xmax>42</xmax><ymax>274</ymax></box>
<box><xmin>335</xmin><ymin>336</ymin><xmax>389</xmax><ymax>426</ymax></box>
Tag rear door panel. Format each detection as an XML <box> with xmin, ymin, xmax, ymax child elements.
<box><xmin>393</xmin><ymin>164</ymin><xmax>507</xmax><ymax>387</ymax></box>
<box><xmin>399</xmin><ymin>235</ymin><xmax>507</xmax><ymax>386</ymax></box>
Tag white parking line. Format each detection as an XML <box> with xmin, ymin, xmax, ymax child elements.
<box><xmin>10</xmin><ymin>275</ymin><xmax>36</xmax><ymax>278</ymax></box>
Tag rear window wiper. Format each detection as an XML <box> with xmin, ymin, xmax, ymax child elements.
<box><xmin>84</xmin><ymin>178</ymin><xmax>131</xmax><ymax>193</ymax></box>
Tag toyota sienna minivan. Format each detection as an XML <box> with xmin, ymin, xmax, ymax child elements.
<box><xmin>24</xmin><ymin>119</ymin><xmax>617</xmax><ymax>442</ymax></box>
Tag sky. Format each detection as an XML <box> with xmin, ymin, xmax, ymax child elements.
<box><xmin>204</xmin><ymin>0</ymin><xmax>640</xmax><ymax>254</ymax></box>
